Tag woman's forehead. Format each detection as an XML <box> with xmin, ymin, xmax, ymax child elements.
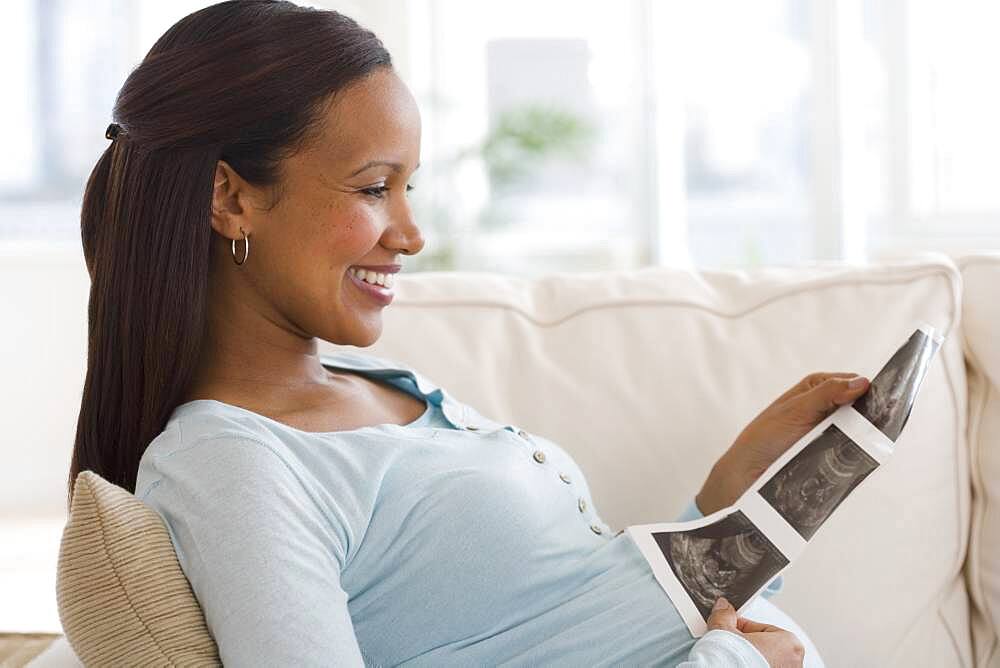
<box><xmin>311</xmin><ymin>70</ymin><xmax>421</xmax><ymax>168</ymax></box>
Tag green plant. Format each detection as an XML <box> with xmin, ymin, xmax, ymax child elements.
<box><xmin>472</xmin><ymin>104</ymin><xmax>598</xmax><ymax>190</ymax></box>
<box><xmin>409</xmin><ymin>101</ymin><xmax>598</xmax><ymax>271</ymax></box>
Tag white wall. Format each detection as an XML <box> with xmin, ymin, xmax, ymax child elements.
<box><xmin>0</xmin><ymin>246</ymin><xmax>89</xmax><ymax>520</ymax></box>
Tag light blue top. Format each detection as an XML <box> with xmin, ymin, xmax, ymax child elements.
<box><xmin>135</xmin><ymin>350</ymin><xmax>789</xmax><ymax>667</ymax></box>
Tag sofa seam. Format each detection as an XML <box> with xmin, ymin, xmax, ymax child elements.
<box><xmin>955</xmin><ymin>256</ymin><xmax>1000</xmax><ymax>272</ymax></box>
<box><xmin>969</xmin><ymin>374</ymin><xmax>998</xmax><ymax>663</ymax></box>
<box><xmin>392</xmin><ymin>265</ymin><xmax>962</xmax><ymax>328</ymax></box>
<box><xmin>979</xmin><ymin>383</ymin><xmax>999</xmax><ymax>664</ymax></box>
<box><xmin>936</xmin><ymin>580</ymin><xmax>973</xmax><ymax>668</ymax></box>
<box><xmin>942</xmin><ymin>275</ymin><xmax>969</xmax><ymax>585</ymax></box>
<box><xmin>956</xmin><ymin>256</ymin><xmax>1000</xmax><ymax>664</ymax></box>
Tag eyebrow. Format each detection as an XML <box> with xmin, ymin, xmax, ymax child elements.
<box><xmin>349</xmin><ymin>160</ymin><xmax>421</xmax><ymax>177</ymax></box>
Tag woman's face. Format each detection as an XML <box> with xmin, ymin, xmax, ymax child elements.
<box><xmin>215</xmin><ymin>66</ymin><xmax>424</xmax><ymax>349</ymax></box>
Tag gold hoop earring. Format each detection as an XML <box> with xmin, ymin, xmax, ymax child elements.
<box><xmin>232</xmin><ymin>227</ymin><xmax>250</xmax><ymax>266</ymax></box>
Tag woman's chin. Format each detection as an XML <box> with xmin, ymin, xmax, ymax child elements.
<box><xmin>347</xmin><ymin>315</ymin><xmax>384</xmax><ymax>347</ymax></box>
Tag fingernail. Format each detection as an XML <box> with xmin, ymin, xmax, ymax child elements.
<box><xmin>848</xmin><ymin>377</ymin><xmax>867</xmax><ymax>389</ymax></box>
<box><xmin>713</xmin><ymin>597</ymin><xmax>729</xmax><ymax>611</ymax></box>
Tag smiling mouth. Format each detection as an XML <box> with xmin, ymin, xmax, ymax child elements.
<box><xmin>348</xmin><ymin>266</ymin><xmax>395</xmax><ymax>289</ymax></box>
<box><xmin>347</xmin><ymin>268</ymin><xmax>394</xmax><ymax>306</ymax></box>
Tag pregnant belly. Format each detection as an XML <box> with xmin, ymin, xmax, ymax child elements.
<box><xmin>393</xmin><ymin>533</ymin><xmax>705</xmax><ymax>667</ymax></box>
<box><xmin>388</xmin><ymin>533</ymin><xmax>824</xmax><ymax>666</ymax></box>
<box><xmin>515</xmin><ymin>534</ymin><xmax>826</xmax><ymax>668</ymax></box>
<box><xmin>616</xmin><ymin>533</ymin><xmax>825</xmax><ymax>668</ymax></box>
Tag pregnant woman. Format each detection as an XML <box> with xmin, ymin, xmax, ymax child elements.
<box><xmin>68</xmin><ymin>2</ymin><xmax>870</xmax><ymax>665</ymax></box>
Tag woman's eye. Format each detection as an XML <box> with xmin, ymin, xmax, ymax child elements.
<box><xmin>360</xmin><ymin>184</ymin><xmax>416</xmax><ymax>199</ymax></box>
<box><xmin>361</xmin><ymin>185</ymin><xmax>389</xmax><ymax>199</ymax></box>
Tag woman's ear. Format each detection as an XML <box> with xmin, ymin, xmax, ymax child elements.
<box><xmin>210</xmin><ymin>160</ymin><xmax>250</xmax><ymax>239</ymax></box>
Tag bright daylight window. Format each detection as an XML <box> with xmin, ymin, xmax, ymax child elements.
<box><xmin>1</xmin><ymin>0</ymin><xmax>997</xmax><ymax>269</ymax></box>
<box><xmin>889</xmin><ymin>0</ymin><xmax>1000</xmax><ymax>242</ymax></box>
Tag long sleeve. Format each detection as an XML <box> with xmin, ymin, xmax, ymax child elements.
<box><xmin>139</xmin><ymin>435</ymin><xmax>366</xmax><ymax>667</ymax></box>
<box><xmin>676</xmin><ymin>629</ymin><xmax>769</xmax><ymax>667</ymax></box>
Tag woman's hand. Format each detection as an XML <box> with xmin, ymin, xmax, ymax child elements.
<box><xmin>706</xmin><ymin>597</ymin><xmax>804</xmax><ymax>668</ymax></box>
<box><xmin>695</xmin><ymin>372</ymin><xmax>870</xmax><ymax>515</ymax></box>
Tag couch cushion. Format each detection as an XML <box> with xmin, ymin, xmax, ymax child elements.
<box><xmin>342</xmin><ymin>256</ymin><xmax>971</xmax><ymax>667</ymax></box>
<box><xmin>56</xmin><ymin>470</ymin><xmax>220</xmax><ymax>666</ymax></box>
<box><xmin>958</xmin><ymin>254</ymin><xmax>1000</xmax><ymax>667</ymax></box>
<box><xmin>0</xmin><ymin>633</ymin><xmax>62</xmax><ymax>667</ymax></box>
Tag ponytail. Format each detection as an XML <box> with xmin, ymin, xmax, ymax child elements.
<box><xmin>70</xmin><ymin>138</ymin><xmax>214</xmax><ymax>502</ymax></box>
<box><xmin>68</xmin><ymin>0</ymin><xmax>392</xmax><ymax>507</ymax></box>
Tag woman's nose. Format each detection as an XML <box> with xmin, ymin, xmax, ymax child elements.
<box><xmin>385</xmin><ymin>203</ymin><xmax>424</xmax><ymax>256</ymax></box>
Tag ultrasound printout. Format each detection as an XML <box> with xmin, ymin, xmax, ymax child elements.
<box><xmin>652</xmin><ymin>510</ymin><xmax>789</xmax><ymax>619</ymax></box>
<box><xmin>758</xmin><ymin>425</ymin><xmax>880</xmax><ymax>540</ymax></box>
<box><xmin>625</xmin><ymin>325</ymin><xmax>944</xmax><ymax>636</ymax></box>
<box><xmin>852</xmin><ymin>328</ymin><xmax>941</xmax><ymax>441</ymax></box>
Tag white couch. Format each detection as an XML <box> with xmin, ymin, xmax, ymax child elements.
<box><xmin>330</xmin><ymin>253</ymin><xmax>998</xmax><ymax>668</ymax></box>
<box><xmin>18</xmin><ymin>252</ymin><xmax>1000</xmax><ymax>667</ymax></box>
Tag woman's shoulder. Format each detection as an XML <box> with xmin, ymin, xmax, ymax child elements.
<box><xmin>133</xmin><ymin>350</ymin><xmax>461</xmax><ymax>499</ymax></box>
<box><xmin>133</xmin><ymin>411</ymin><xmax>357</xmax><ymax>577</ymax></box>
<box><xmin>135</xmin><ymin>405</ymin><xmax>302</xmax><ymax>501</ymax></box>
<box><xmin>153</xmin><ymin>399</ymin><xmax>291</xmax><ymax>456</ymax></box>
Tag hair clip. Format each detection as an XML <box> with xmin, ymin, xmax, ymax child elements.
<box><xmin>105</xmin><ymin>123</ymin><xmax>123</xmax><ymax>140</ymax></box>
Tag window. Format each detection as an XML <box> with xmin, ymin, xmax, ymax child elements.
<box><xmin>873</xmin><ymin>0</ymin><xmax>1000</xmax><ymax>252</ymax></box>
<box><xmin>0</xmin><ymin>0</ymin><xmax>208</xmax><ymax>247</ymax></box>
<box><xmin>2</xmin><ymin>0</ymin><xmax>998</xmax><ymax>267</ymax></box>
<box><xmin>402</xmin><ymin>0</ymin><xmax>653</xmax><ymax>275</ymax></box>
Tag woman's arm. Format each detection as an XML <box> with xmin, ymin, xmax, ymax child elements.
<box><xmin>141</xmin><ymin>436</ymin><xmax>367</xmax><ymax>667</ymax></box>
<box><xmin>696</xmin><ymin>372</ymin><xmax>870</xmax><ymax>515</ymax></box>
<box><xmin>671</xmin><ymin>372</ymin><xmax>867</xmax><ymax>668</ymax></box>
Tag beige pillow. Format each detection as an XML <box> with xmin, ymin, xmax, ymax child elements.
<box><xmin>56</xmin><ymin>470</ymin><xmax>220</xmax><ymax>666</ymax></box>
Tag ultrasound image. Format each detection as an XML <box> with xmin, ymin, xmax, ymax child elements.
<box><xmin>758</xmin><ymin>425</ymin><xmax>879</xmax><ymax>540</ymax></box>
<box><xmin>852</xmin><ymin>328</ymin><xmax>941</xmax><ymax>441</ymax></box>
<box><xmin>653</xmin><ymin>510</ymin><xmax>789</xmax><ymax>621</ymax></box>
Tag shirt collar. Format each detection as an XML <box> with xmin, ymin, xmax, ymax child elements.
<box><xmin>318</xmin><ymin>350</ymin><xmax>498</xmax><ymax>432</ymax></box>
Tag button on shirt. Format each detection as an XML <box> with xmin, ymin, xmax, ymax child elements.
<box><xmin>135</xmin><ymin>351</ymin><xmax>790</xmax><ymax>667</ymax></box>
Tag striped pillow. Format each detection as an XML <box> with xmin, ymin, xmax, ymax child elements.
<box><xmin>56</xmin><ymin>470</ymin><xmax>220</xmax><ymax>666</ymax></box>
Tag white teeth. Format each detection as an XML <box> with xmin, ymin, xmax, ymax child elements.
<box><xmin>351</xmin><ymin>267</ymin><xmax>393</xmax><ymax>289</ymax></box>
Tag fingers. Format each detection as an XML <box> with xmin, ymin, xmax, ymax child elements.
<box><xmin>736</xmin><ymin>615</ymin><xmax>782</xmax><ymax>634</ymax></box>
<box><xmin>772</xmin><ymin>371</ymin><xmax>862</xmax><ymax>407</ymax></box>
<box><xmin>705</xmin><ymin>597</ymin><xmax>739</xmax><ymax>632</ymax></box>
<box><xmin>794</xmin><ymin>374</ymin><xmax>870</xmax><ymax>419</ymax></box>
<box><xmin>801</xmin><ymin>371</ymin><xmax>860</xmax><ymax>390</ymax></box>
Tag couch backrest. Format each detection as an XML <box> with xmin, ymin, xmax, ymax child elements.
<box><xmin>325</xmin><ymin>255</ymin><xmax>974</xmax><ymax>667</ymax></box>
<box><xmin>958</xmin><ymin>254</ymin><xmax>1000</xmax><ymax>667</ymax></box>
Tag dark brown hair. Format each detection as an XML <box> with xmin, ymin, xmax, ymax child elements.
<box><xmin>68</xmin><ymin>0</ymin><xmax>392</xmax><ymax>507</ymax></box>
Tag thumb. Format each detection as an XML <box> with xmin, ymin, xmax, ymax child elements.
<box><xmin>705</xmin><ymin>597</ymin><xmax>739</xmax><ymax>633</ymax></box>
<box><xmin>796</xmin><ymin>375</ymin><xmax>870</xmax><ymax>418</ymax></box>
